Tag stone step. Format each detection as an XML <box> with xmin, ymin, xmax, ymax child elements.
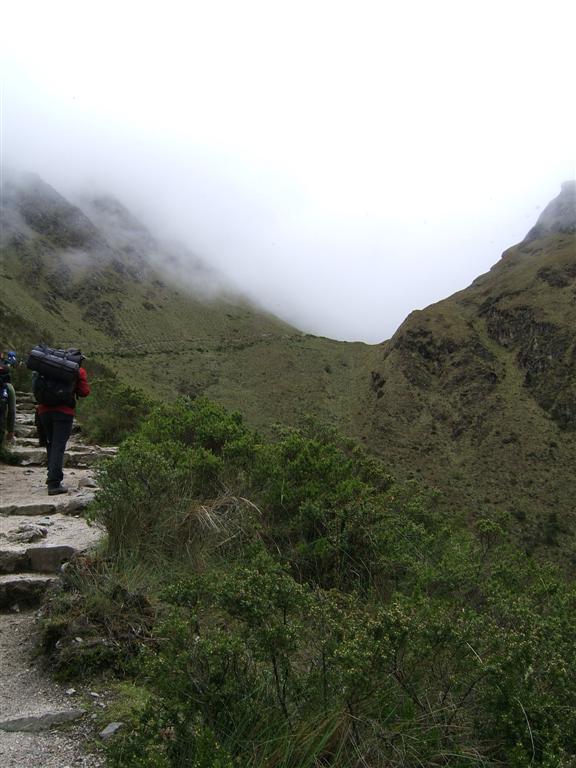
<box><xmin>13</xmin><ymin>437</ymin><xmax>39</xmax><ymax>447</ymax></box>
<box><xmin>0</xmin><ymin>493</ymin><xmax>95</xmax><ymax>517</ymax></box>
<box><xmin>15</xmin><ymin>414</ymin><xmax>82</xmax><ymax>435</ymax></box>
<box><xmin>0</xmin><ymin>573</ymin><xmax>58</xmax><ymax>610</ymax></box>
<box><xmin>0</xmin><ymin>465</ymin><xmax>98</xmax><ymax>512</ymax></box>
<box><xmin>16</xmin><ymin>409</ymin><xmax>37</xmax><ymax>418</ymax></box>
<box><xmin>10</xmin><ymin>445</ymin><xmax>116</xmax><ymax>468</ymax></box>
<box><xmin>15</xmin><ymin>414</ymin><xmax>36</xmax><ymax>426</ymax></box>
<box><xmin>26</xmin><ymin>434</ymin><xmax>102</xmax><ymax>449</ymax></box>
<box><xmin>14</xmin><ymin>425</ymin><xmax>36</xmax><ymax>439</ymax></box>
<box><xmin>0</xmin><ymin>514</ymin><xmax>102</xmax><ymax>574</ymax></box>
<box><xmin>0</xmin><ymin>503</ymin><xmax>59</xmax><ymax>517</ymax></box>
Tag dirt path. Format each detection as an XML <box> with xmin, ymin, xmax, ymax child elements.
<box><xmin>0</xmin><ymin>393</ymin><xmax>115</xmax><ymax>767</ymax></box>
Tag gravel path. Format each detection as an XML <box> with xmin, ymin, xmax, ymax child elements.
<box><xmin>0</xmin><ymin>614</ymin><xmax>104</xmax><ymax>767</ymax></box>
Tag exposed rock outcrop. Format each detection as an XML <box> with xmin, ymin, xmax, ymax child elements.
<box><xmin>525</xmin><ymin>180</ymin><xmax>576</xmax><ymax>241</ymax></box>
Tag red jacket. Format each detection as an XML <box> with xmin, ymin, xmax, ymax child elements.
<box><xmin>36</xmin><ymin>367</ymin><xmax>90</xmax><ymax>416</ymax></box>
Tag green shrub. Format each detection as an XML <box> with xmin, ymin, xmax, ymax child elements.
<box><xmin>78</xmin><ymin>377</ymin><xmax>154</xmax><ymax>445</ymax></box>
<box><xmin>66</xmin><ymin>397</ymin><xmax>576</xmax><ymax>766</ymax></box>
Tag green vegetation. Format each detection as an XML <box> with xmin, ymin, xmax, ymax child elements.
<box><xmin>3</xmin><ymin>177</ymin><xmax>576</xmax><ymax>551</ymax></box>
<box><xmin>77</xmin><ymin>374</ymin><xmax>154</xmax><ymax>445</ymax></box>
<box><xmin>359</xmin><ymin>233</ymin><xmax>576</xmax><ymax>558</ymax></box>
<box><xmin>6</xmin><ymin>178</ymin><xmax>576</xmax><ymax>762</ymax></box>
<box><xmin>43</xmin><ymin>398</ymin><xmax>576</xmax><ymax>767</ymax></box>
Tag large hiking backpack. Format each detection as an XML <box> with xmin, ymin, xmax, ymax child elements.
<box><xmin>27</xmin><ymin>345</ymin><xmax>82</xmax><ymax>382</ymax></box>
<box><xmin>27</xmin><ymin>345</ymin><xmax>82</xmax><ymax>407</ymax></box>
<box><xmin>32</xmin><ymin>373</ymin><xmax>77</xmax><ymax>408</ymax></box>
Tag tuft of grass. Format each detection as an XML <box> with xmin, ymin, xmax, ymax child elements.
<box><xmin>39</xmin><ymin>554</ymin><xmax>158</xmax><ymax>681</ymax></box>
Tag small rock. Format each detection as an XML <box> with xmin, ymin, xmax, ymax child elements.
<box><xmin>89</xmin><ymin>691</ymin><xmax>100</xmax><ymax>699</ymax></box>
<box><xmin>7</xmin><ymin>523</ymin><xmax>49</xmax><ymax>543</ymax></box>
<box><xmin>75</xmin><ymin>637</ymin><xmax>84</xmax><ymax>644</ymax></box>
<box><xmin>10</xmin><ymin>604</ymin><xmax>20</xmax><ymax>613</ymax></box>
<box><xmin>100</xmin><ymin>721</ymin><xmax>124</xmax><ymax>740</ymax></box>
<box><xmin>78</xmin><ymin>476</ymin><xmax>98</xmax><ymax>489</ymax></box>
<box><xmin>66</xmin><ymin>688</ymin><xmax>77</xmax><ymax>696</ymax></box>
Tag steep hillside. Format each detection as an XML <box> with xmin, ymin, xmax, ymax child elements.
<box><xmin>2</xmin><ymin>172</ymin><xmax>574</xmax><ymax>552</ymax></box>
<box><xmin>0</xmin><ymin>171</ymin><xmax>369</xmax><ymax>432</ymax></box>
<box><xmin>358</xmin><ymin>181</ymin><xmax>576</xmax><ymax>552</ymax></box>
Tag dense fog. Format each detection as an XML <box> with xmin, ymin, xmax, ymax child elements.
<box><xmin>2</xmin><ymin>0</ymin><xmax>575</xmax><ymax>342</ymax></box>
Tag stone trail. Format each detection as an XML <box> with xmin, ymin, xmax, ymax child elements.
<box><xmin>0</xmin><ymin>391</ymin><xmax>112</xmax><ymax>766</ymax></box>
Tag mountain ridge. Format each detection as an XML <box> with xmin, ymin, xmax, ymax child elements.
<box><xmin>1</xmin><ymin>173</ymin><xmax>575</xmax><ymax>554</ymax></box>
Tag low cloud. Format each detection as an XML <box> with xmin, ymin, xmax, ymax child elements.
<box><xmin>2</xmin><ymin>1</ymin><xmax>575</xmax><ymax>342</ymax></box>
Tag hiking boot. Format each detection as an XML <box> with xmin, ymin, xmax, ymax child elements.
<box><xmin>48</xmin><ymin>484</ymin><xmax>69</xmax><ymax>496</ymax></box>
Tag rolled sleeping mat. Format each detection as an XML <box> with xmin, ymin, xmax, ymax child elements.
<box><xmin>26</xmin><ymin>345</ymin><xmax>81</xmax><ymax>382</ymax></box>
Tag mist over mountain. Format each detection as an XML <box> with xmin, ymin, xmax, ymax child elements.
<box><xmin>1</xmin><ymin>171</ymin><xmax>575</xmax><ymax>556</ymax></box>
<box><xmin>3</xmin><ymin>5</ymin><xmax>576</xmax><ymax>762</ymax></box>
<box><xmin>4</xmin><ymin>0</ymin><xmax>574</xmax><ymax>343</ymax></box>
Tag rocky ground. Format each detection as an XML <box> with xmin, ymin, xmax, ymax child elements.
<box><xmin>0</xmin><ymin>392</ymin><xmax>117</xmax><ymax>767</ymax></box>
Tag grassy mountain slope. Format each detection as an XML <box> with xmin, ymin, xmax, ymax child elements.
<box><xmin>2</xmin><ymin>171</ymin><xmax>574</xmax><ymax>552</ymax></box>
<box><xmin>357</xmin><ymin>217</ymin><xmax>576</xmax><ymax>552</ymax></box>
<box><xmin>0</xmin><ymin>171</ymin><xmax>369</xmax><ymax>432</ymax></box>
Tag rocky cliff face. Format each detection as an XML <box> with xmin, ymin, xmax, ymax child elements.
<box><xmin>525</xmin><ymin>180</ymin><xmax>576</xmax><ymax>241</ymax></box>
<box><xmin>1</xmin><ymin>171</ymin><xmax>109</xmax><ymax>254</ymax></box>
<box><xmin>357</xmin><ymin>182</ymin><xmax>576</xmax><ymax>554</ymax></box>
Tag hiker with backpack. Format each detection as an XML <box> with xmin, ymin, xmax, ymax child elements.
<box><xmin>27</xmin><ymin>345</ymin><xmax>90</xmax><ymax>496</ymax></box>
<box><xmin>0</xmin><ymin>353</ymin><xmax>16</xmax><ymax>451</ymax></box>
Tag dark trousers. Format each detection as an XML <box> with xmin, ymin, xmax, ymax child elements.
<box><xmin>38</xmin><ymin>411</ymin><xmax>73</xmax><ymax>486</ymax></box>
<box><xmin>0</xmin><ymin>407</ymin><xmax>6</xmax><ymax>452</ymax></box>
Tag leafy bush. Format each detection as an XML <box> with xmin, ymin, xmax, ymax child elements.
<box><xmin>61</xmin><ymin>397</ymin><xmax>576</xmax><ymax>766</ymax></box>
<box><xmin>77</xmin><ymin>377</ymin><xmax>154</xmax><ymax>445</ymax></box>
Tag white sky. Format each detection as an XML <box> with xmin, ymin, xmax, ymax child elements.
<box><xmin>1</xmin><ymin>0</ymin><xmax>575</xmax><ymax>342</ymax></box>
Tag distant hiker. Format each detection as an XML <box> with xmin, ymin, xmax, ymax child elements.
<box><xmin>0</xmin><ymin>355</ymin><xmax>16</xmax><ymax>450</ymax></box>
<box><xmin>26</xmin><ymin>345</ymin><xmax>90</xmax><ymax>495</ymax></box>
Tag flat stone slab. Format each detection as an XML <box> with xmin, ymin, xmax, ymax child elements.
<box><xmin>0</xmin><ymin>514</ymin><xmax>103</xmax><ymax>574</ymax></box>
<box><xmin>0</xmin><ymin>503</ymin><xmax>57</xmax><ymax>517</ymax></box>
<box><xmin>0</xmin><ymin>709</ymin><xmax>86</xmax><ymax>732</ymax></box>
<box><xmin>0</xmin><ymin>550</ymin><xmax>28</xmax><ymax>574</ymax></box>
<box><xmin>13</xmin><ymin>437</ymin><xmax>39</xmax><ymax>447</ymax></box>
<box><xmin>0</xmin><ymin>497</ymin><xmax>94</xmax><ymax>517</ymax></box>
<box><xmin>10</xmin><ymin>446</ymin><xmax>116</xmax><ymax>468</ymax></box>
<box><xmin>13</xmin><ymin>414</ymin><xmax>35</xmax><ymax>426</ymax></box>
<box><xmin>0</xmin><ymin>573</ymin><xmax>58</xmax><ymax>609</ymax></box>
<box><xmin>13</xmin><ymin>426</ymin><xmax>36</xmax><ymax>438</ymax></box>
<box><xmin>0</xmin><ymin>466</ymin><xmax>97</xmax><ymax>510</ymax></box>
